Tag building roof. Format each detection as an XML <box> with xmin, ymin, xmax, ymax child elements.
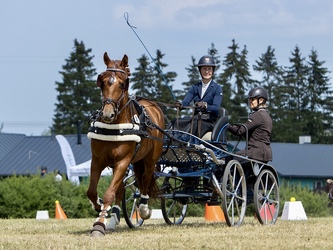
<box><xmin>0</xmin><ymin>133</ymin><xmax>91</xmax><ymax>176</ymax></box>
<box><xmin>271</xmin><ymin>142</ymin><xmax>333</xmax><ymax>178</ymax></box>
<box><xmin>0</xmin><ymin>133</ymin><xmax>332</xmax><ymax>178</ymax></box>
<box><xmin>0</xmin><ymin>133</ymin><xmax>25</xmax><ymax>161</ymax></box>
<box><xmin>223</xmin><ymin>141</ymin><xmax>333</xmax><ymax>179</ymax></box>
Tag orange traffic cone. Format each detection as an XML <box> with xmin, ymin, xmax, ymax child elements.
<box><xmin>55</xmin><ymin>200</ymin><xmax>68</xmax><ymax>219</ymax></box>
<box><xmin>132</xmin><ymin>209</ymin><xmax>141</xmax><ymax>220</ymax></box>
<box><xmin>255</xmin><ymin>203</ymin><xmax>275</xmax><ymax>220</ymax></box>
<box><xmin>204</xmin><ymin>203</ymin><xmax>225</xmax><ymax>222</ymax></box>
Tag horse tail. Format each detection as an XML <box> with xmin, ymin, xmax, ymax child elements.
<box><xmin>133</xmin><ymin>161</ymin><xmax>159</xmax><ymax>199</ymax></box>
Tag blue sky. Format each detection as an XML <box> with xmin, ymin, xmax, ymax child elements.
<box><xmin>1</xmin><ymin>0</ymin><xmax>332</xmax><ymax>135</ymax></box>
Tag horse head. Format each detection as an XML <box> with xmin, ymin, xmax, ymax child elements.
<box><xmin>96</xmin><ymin>52</ymin><xmax>130</xmax><ymax>123</ymax></box>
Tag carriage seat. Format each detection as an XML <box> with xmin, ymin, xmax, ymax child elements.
<box><xmin>202</xmin><ymin>108</ymin><xmax>228</xmax><ymax>144</ymax></box>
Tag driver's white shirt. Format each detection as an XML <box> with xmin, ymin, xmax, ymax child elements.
<box><xmin>201</xmin><ymin>80</ymin><xmax>212</xmax><ymax>98</ymax></box>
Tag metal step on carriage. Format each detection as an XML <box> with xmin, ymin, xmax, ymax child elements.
<box><xmin>121</xmin><ymin>109</ymin><xmax>280</xmax><ymax>228</ymax></box>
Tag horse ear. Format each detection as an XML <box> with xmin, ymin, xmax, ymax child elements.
<box><xmin>121</xmin><ymin>54</ymin><xmax>129</xmax><ymax>68</ymax></box>
<box><xmin>103</xmin><ymin>52</ymin><xmax>111</xmax><ymax>66</ymax></box>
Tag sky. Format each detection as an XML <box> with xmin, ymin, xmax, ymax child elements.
<box><xmin>1</xmin><ymin>0</ymin><xmax>333</xmax><ymax>136</ymax></box>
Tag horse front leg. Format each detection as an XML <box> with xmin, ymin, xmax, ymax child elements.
<box><xmin>90</xmin><ymin>161</ymin><xmax>128</xmax><ymax>236</ymax></box>
<box><xmin>105</xmin><ymin>181</ymin><xmax>125</xmax><ymax>231</ymax></box>
<box><xmin>86</xmin><ymin>158</ymin><xmax>103</xmax><ymax>213</ymax></box>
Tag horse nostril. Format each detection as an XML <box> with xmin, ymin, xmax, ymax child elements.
<box><xmin>102</xmin><ymin>112</ymin><xmax>115</xmax><ymax>122</ymax></box>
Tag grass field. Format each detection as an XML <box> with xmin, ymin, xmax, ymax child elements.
<box><xmin>1</xmin><ymin>216</ymin><xmax>332</xmax><ymax>250</ymax></box>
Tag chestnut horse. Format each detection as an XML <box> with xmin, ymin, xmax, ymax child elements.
<box><xmin>86</xmin><ymin>52</ymin><xmax>165</xmax><ymax>236</ymax></box>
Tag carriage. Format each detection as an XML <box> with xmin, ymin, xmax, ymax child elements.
<box><xmin>121</xmin><ymin>108</ymin><xmax>280</xmax><ymax>228</ymax></box>
<box><xmin>87</xmin><ymin>53</ymin><xmax>280</xmax><ymax>236</ymax></box>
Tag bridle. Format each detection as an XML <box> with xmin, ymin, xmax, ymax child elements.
<box><xmin>99</xmin><ymin>67</ymin><xmax>129</xmax><ymax>121</ymax></box>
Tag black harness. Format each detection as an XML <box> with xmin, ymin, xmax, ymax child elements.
<box><xmin>88</xmin><ymin>95</ymin><xmax>165</xmax><ymax>143</ymax></box>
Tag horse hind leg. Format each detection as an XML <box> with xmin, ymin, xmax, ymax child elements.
<box><xmin>133</xmin><ymin>160</ymin><xmax>156</xmax><ymax>220</ymax></box>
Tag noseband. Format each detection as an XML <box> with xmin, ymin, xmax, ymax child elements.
<box><xmin>101</xmin><ymin>68</ymin><xmax>128</xmax><ymax>120</ymax></box>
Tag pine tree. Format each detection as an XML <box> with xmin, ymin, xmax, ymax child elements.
<box><xmin>253</xmin><ymin>46</ymin><xmax>284</xmax><ymax>142</ymax></box>
<box><xmin>150</xmin><ymin>50</ymin><xmax>177</xmax><ymax>123</ymax></box>
<box><xmin>180</xmin><ymin>56</ymin><xmax>200</xmax><ymax>100</ymax></box>
<box><xmin>278</xmin><ymin>45</ymin><xmax>309</xmax><ymax>142</ymax></box>
<box><xmin>207</xmin><ymin>43</ymin><xmax>221</xmax><ymax>79</ymax></box>
<box><xmin>218</xmin><ymin>39</ymin><xmax>252</xmax><ymax>124</ymax></box>
<box><xmin>130</xmin><ymin>54</ymin><xmax>154</xmax><ymax>98</ymax></box>
<box><xmin>253</xmin><ymin>46</ymin><xmax>283</xmax><ymax>99</ymax></box>
<box><xmin>152</xmin><ymin>50</ymin><xmax>177</xmax><ymax>102</ymax></box>
<box><xmin>306</xmin><ymin>49</ymin><xmax>333</xmax><ymax>143</ymax></box>
<box><xmin>52</xmin><ymin>39</ymin><xmax>100</xmax><ymax>134</ymax></box>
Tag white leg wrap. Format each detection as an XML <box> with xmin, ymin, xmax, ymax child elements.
<box><xmin>106</xmin><ymin>213</ymin><xmax>120</xmax><ymax>230</ymax></box>
<box><xmin>140</xmin><ymin>194</ymin><xmax>149</xmax><ymax>199</ymax></box>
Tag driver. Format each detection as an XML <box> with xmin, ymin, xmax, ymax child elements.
<box><xmin>227</xmin><ymin>86</ymin><xmax>272</xmax><ymax>163</ymax></box>
<box><xmin>175</xmin><ymin>55</ymin><xmax>223</xmax><ymax>137</ymax></box>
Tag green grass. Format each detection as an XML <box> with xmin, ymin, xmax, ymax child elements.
<box><xmin>1</xmin><ymin>217</ymin><xmax>332</xmax><ymax>249</ymax></box>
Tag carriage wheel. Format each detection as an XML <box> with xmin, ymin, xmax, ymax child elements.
<box><xmin>122</xmin><ymin>171</ymin><xmax>144</xmax><ymax>228</ymax></box>
<box><xmin>254</xmin><ymin>169</ymin><xmax>279</xmax><ymax>225</ymax></box>
<box><xmin>160</xmin><ymin>176</ymin><xmax>188</xmax><ymax>225</ymax></box>
<box><xmin>221</xmin><ymin>160</ymin><xmax>247</xmax><ymax>227</ymax></box>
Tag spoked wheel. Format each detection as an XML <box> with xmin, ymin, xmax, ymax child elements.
<box><xmin>254</xmin><ymin>169</ymin><xmax>279</xmax><ymax>225</ymax></box>
<box><xmin>221</xmin><ymin>160</ymin><xmax>247</xmax><ymax>227</ymax></box>
<box><xmin>160</xmin><ymin>176</ymin><xmax>188</xmax><ymax>225</ymax></box>
<box><xmin>122</xmin><ymin>171</ymin><xmax>144</xmax><ymax>228</ymax></box>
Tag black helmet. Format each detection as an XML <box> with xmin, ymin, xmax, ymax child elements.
<box><xmin>197</xmin><ymin>55</ymin><xmax>216</xmax><ymax>68</ymax></box>
<box><xmin>248</xmin><ymin>86</ymin><xmax>268</xmax><ymax>101</ymax></box>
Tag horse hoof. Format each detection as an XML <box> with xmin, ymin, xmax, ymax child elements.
<box><xmin>90</xmin><ymin>223</ymin><xmax>106</xmax><ymax>237</ymax></box>
<box><xmin>138</xmin><ymin>203</ymin><xmax>152</xmax><ymax>220</ymax></box>
<box><xmin>90</xmin><ymin>230</ymin><xmax>105</xmax><ymax>237</ymax></box>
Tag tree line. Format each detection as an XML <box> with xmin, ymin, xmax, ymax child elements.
<box><xmin>52</xmin><ymin>39</ymin><xmax>333</xmax><ymax>144</ymax></box>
